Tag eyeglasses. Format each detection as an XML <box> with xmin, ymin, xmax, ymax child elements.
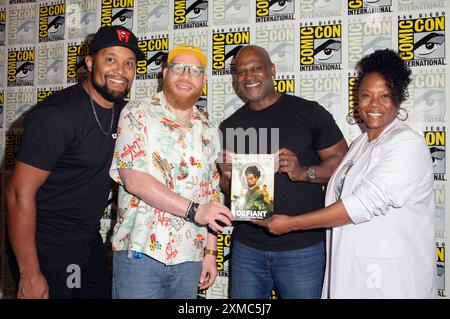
<box><xmin>168</xmin><ymin>63</ymin><xmax>204</xmax><ymax>79</ymax></box>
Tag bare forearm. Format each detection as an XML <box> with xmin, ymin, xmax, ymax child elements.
<box><xmin>292</xmin><ymin>200</ymin><xmax>352</xmax><ymax>230</ymax></box>
<box><xmin>6</xmin><ymin>192</ymin><xmax>41</xmax><ymax>275</ymax></box>
<box><xmin>119</xmin><ymin>168</ymin><xmax>190</xmax><ymax>218</ymax></box>
<box><xmin>205</xmin><ymin>231</ymin><xmax>217</xmax><ymax>250</ymax></box>
<box><xmin>308</xmin><ymin>155</ymin><xmax>344</xmax><ymax>185</ymax></box>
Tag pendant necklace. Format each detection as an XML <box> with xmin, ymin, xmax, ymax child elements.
<box><xmin>89</xmin><ymin>97</ymin><xmax>114</xmax><ymax>135</ymax></box>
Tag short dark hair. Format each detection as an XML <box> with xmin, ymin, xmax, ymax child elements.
<box><xmin>245</xmin><ymin>166</ymin><xmax>261</xmax><ymax>179</ymax></box>
<box><xmin>356</xmin><ymin>49</ymin><xmax>412</xmax><ymax>105</ymax></box>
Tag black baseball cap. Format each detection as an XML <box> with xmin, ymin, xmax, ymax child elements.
<box><xmin>90</xmin><ymin>25</ymin><xmax>145</xmax><ymax>60</ymax></box>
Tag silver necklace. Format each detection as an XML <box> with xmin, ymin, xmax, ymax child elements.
<box><xmin>89</xmin><ymin>97</ymin><xmax>114</xmax><ymax>135</ymax></box>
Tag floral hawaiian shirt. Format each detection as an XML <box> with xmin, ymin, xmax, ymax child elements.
<box><xmin>109</xmin><ymin>91</ymin><xmax>221</xmax><ymax>265</ymax></box>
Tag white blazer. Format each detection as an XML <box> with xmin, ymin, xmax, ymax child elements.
<box><xmin>322</xmin><ymin>119</ymin><xmax>436</xmax><ymax>299</ymax></box>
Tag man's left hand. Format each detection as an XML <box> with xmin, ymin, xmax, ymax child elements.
<box><xmin>199</xmin><ymin>254</ymin><xmax>218</xmax><ymax>290</ymax></box>
<box><xmin>275</xmin><ymin>148</ymin><xmax>306</xmax><ymax>182</ymax></box>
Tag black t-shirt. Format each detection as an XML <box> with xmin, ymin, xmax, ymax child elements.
<box><xmin>16</xmin><ymin>83</ymin><xmax>123</xmax><ymax>245</ymax></box>
<box><xmin>220</xmin><ymin>94</ymin><xmax>344</xmax><ymax>251</ymax></box>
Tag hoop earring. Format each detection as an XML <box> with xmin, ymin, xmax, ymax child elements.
<box><xmin>397</xmin><ymin>107</ymin><xmax>408</xmax><ymax>121</ymax></box>
<box><xmin>346</xmin><ymin>111</ymin><xmax>357</xmax><ymax>125</ymax></box>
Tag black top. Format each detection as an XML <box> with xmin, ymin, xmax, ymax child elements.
<box><xmin>16</xmin><ymin>83</ymin><xmax>123</xmax><ymax>245</ymax></box>
<box><xmin>220</xmin><ymin>94</ymin><xmax>344</xmax><ymax>251</ymax></box>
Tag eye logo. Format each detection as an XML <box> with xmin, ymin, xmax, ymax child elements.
<box><xmin>256</xmin><ymin>0</ymin><xmax>294</xmax><ymax>22</ymax></box>
<box><xmin>135</xmin><ymin>37</ymin><xmax>169</xmax><ymax>80</ymax></box>
<box><xmin>8</xmin><ymin>49</ymin><xmax>35</xmax><ymax>87</ymax></box>
<box><xmin>424</xmin><ymin>130</ymin><xmax>446</xmax><ymax>177</ymax></box>
<box><xmin>174</xmin><ymin>0</ymin><xmax>208</xmax><ymax>29</ymax></box>
<box><xmin>39</xmin><ymin>4</ymin><xmax>66</xmax><ymax>42</ymax></box>
<box><xmin>414</xmin><ymin>32</ymin><xmax>445</xmax><ymax>60</ymax></box>
<box><xmin>212</xmin><ymin>30</ymin><xmax>250</xmax><ymax>75</ymax></box>
<box><xmin>112</xmin><ymin>9</ymin><xmax>133</xmax><ymax>27</ymax></box>
<box><xmin>398</xmin><ymin>15</ymin><xmax>445</xmax><ymax>66</ymax></box>
<box><xmin>101</xmin><ymin>0</ymin><xmax>134</xmax><ymax>28</ymax></box>
<box><xmin>186</xmin><ymin>0</ymin><xmax>208</xmax><ymax>22</ymax></box>
<box><xmin>300</xmin><ymin>23</ymin><xmax>343</xmax><ymax>71</ymax></box>
<box><xmin>116</xmin><ymin>29</ymin><xmax>131</xmax><ymax>43</ymax></box>
<box><xmin>16</xmin><ymin>61</ymin><xmax>34</xmax><ymax>81</ymax></box>
<box><xmin>314</xmin><ymin>39</ymin><xmax>341</xmax><ymax>64</ymax></box>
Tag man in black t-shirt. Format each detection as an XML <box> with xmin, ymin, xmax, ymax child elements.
<box><xmin>5</xmin><ymin>26</ymin><xmax>144</xmax><ymax>299</ymax></box>
<box><xmin>219</xmin><ymin>45</ymin><xmax>348</xmax><ymax>299</ymax></box>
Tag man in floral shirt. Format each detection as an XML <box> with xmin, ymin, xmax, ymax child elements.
<box><xmin>110</xmin><ymin>45</ymin><xmax>233</xmax><ymax>299</ymax></box>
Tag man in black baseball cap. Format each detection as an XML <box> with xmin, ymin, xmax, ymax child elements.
<box><xmin>6</xmin><ymin>25</ymin><xmax>142</xmax><ymax>299</ymax></box>
<box><xmin>90</xmin><ymin>25</ymin><xmax>145</xmax><ymax>60</ymax></box>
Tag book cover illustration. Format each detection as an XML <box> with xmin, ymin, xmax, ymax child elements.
<box><xmin>231</xmin><ymin>154</ymin><xmax>275</xmax><ymax>221</ymax></box>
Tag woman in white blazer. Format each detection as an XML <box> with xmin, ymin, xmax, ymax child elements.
<box><xmin>255</xmin><ymin>49</ymin><xmax>436</xmax><ymax>298</ymax></box>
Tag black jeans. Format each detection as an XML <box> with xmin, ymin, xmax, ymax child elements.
<box><xmin>37</xmin><ymin>234</ymin><xmax>110</xmax><ymax>299</ymax></box>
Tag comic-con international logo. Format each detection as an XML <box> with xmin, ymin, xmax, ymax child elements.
<box><xmin>67</xmin><ymin>42</ymin><xmax>90</xmax><ymax>83</ymax></box>
<box><xmin>136</xmin><ymin>36</ymin><xmax>168</xmax><ymax>80</ymax></box>
<box><xmin>0</xmin><ymin>8</ymin><xmax>6</xmax><ymax>46</ymax></box>
<box><xmin>348</xmin><ymin>18</ymin><xmax>392</xmax><ymax>67</ymax></box>
<box><xmin>255</xmin><ymin>25</ymin><xmax>295</xmax><ymax>72</ymax></box>
<box><xmin>255</xmin><ymin>0</ymin><xmax>295</xmax><ymax>23</ymax></box>
<box><xmin>398</xmin><ymin>14</ymin><xmax>445</xmax><ymax>67</ymax></box>
<box><xmin>348</xmin><ymin>0</ymin><xmax>392</xmax><ymax>15</ymax></box>
<box><xmin>39</xmin><ymin>3</ymin><xmax>65</xmax><ymax>42</ymax></box>
<box><xmin>424</xmin><ymin>129</ymin><xmax>446</xmax><ymax>181</ymax></box>
<box><xmin>8</xmin><ymin>4</ymin><xmax>35</xmax><ymax>45</ymax></box>
<box><xmin>37</xmin><ymin>45</ymin><xmax>64</xmax><ymax>86</ymax></box>
<box><xmin>406</xmin><ymin>70</ymin><xmax>445</xmax><ymax>123</ymax></box>
<box><xmin>299</xmin><ymin>74</ymin><xmax>341</xmax><ymax>118</ymax></box>
<box><xmin>437</xmin><ymin>243</ymin><xmax>445</xmax><ymax>294</ymax></box>
<box><xmin>174</xmin><ymin>0</ymin><xmax>208</xmax><ymax>29</ymax></box>
<box><xmin>173</xmin><ymin>30</ymin><xmax>209</xmax><ymax>68</ymax></box>
<box><xmin>210</xmin><ymin>77</ymin><xmax>242</xmax><ymax>125</ymax></box>
<box><xmin>212</xmin><ymin>0</ymin><xmax>250</xmax><ymax>25</ymax></box>
<box><xmin>300</xmin><ymin>22</ymin><xmax>342</xmax><ymax>71</ymax></box>
<box><xmin>67</xmin><ymin>0</ymin><xmax>97</xmax><ymax>39</ymax></box>
<box><xmin>137</xmin><ymin>0</ymin><xmax>169</xmax><ymax>33</ymax></box>
<box><xmin>212</xmin><ymin>29</ymin><xmax>250</xmax><ymax>75</ymax></box>
<box><xmin>7</xmin><ymin>48</ymin><xmax>35</xmax><ymax>87</ymax></box>
<box><xmin>101</xmin><ymin>0</ymin><xmax>134</xmax><ymax>29</ymax></box>
<box><xmin>6</xmin><ymin>88</ymin><xmax>35</xmax><ymax>129</ymax></box>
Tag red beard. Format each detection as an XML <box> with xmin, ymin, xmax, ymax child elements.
<box><xmin>164</xmin><ymin>81</ymin><xmax>202</xmax><ymax>111</ymax></box>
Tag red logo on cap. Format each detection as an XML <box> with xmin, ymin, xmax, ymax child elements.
<box><xmin>116</xmin><ymin>29</ymin><xmax>130</xmax><ymax>43</ymax></box>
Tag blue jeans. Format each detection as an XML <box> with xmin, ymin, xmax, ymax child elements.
<box><xmin>231</xmin><ymin>240</ymin><xmax>325</xmax><ymax>299</ymax></box>
<box><xmin>112</xmin><ymin>250</ymin><xmax>201</xmax><ymax>299</ymax></box>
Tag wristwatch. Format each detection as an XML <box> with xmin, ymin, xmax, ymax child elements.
<box><xmin>185</xmin><ymin>201</ymin><xmax>200</xmax><ymax>224</ymax></box>
<box><xmin>305</xmin><ymin>166</ymin><xmax>316</xmax><ymax>181</ymax></box>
